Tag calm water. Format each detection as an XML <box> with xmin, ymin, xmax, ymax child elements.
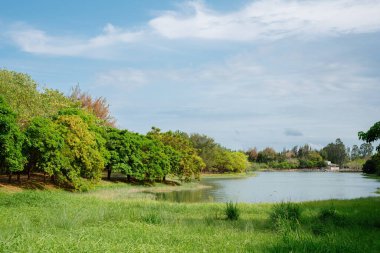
<box><xmin>156</xmin><ymin>172</ymin><xmax>380</xmax><ymax>203</ymax></box>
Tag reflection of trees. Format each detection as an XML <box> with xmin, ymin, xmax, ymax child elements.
<box><xmin>156</xmin><ymin>189</ymin><xmax>214</xmax><ymax>203</ymax></box>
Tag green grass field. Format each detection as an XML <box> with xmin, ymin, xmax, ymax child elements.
<box><xmin>0</xmin><ymin>186</ymin><xmax>379</xmax><ymax>252</ymax></box>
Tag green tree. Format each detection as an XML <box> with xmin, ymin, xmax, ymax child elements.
<box><xmin>299</xmin><ymin>151</ymin><xmax>325</xmax><ymax>168</ymax></box>
<box><xmin>321</xmin><ymin>138</ymin><xmax>348</xmax><ymax>167</ymax></box>
<box><xmin>0</xmin><ymin>96</ymin><xmax>25</xmax><ymax>182</ymax></box>
<box><xmin>359</xmin><ymin>143</ymin><xmax>373</xmax><ymax>158</ymax></box>
<box><xmin>351</xmin><ymin>145</ymin><xmax>360</xmax><ymax>160</ymax></box>
<box><xmin>189</xmin><ymin>133</ymin><xmax>220</xmax><ymax>169</ymax></box>
<box><xmin>257</xmin><ymin>147</ymin><xmax>277</xmax><ymax>163</ymax></box>
<box><xmin>362</xmin><ymin>154</ymin><xmax>380</xmax><ymax>175</ymax></box>
<box><xmin>359</xmin><ymin>121</ymin><xmax>380</xmax><ymax>152</ymax></box>
<box><xmin>148</xmin><ymin>128</ymin><xmax>205</xmax><ymax>181</ymax></box>
<box><xmin>24</xmin><ymin>117</ymin><xmax>67</xmax><ymax>180</ymax></box>
<box><xmin>53</xmin><ymin>110</ymin><xmax>108</xmax><ymax>190</ymax></box>
<box><xmin>0</xmin><ymin>70</ymin><xmax>73</xmax><ymax>127</ymax></box>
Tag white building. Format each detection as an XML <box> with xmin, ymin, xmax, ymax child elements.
<box><xmin>326</xmin><ymin>161</ymin><xmax>340</xmax><ymax>171</ymax></box>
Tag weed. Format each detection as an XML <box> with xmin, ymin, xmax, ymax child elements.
<box><xmin>270</xmin><ymin>202</ymin><xmax>301</xmax><ymax>223</ymax></box>
<box><xmin>225</xmin><ymin>201</ymin><xmax>240</xmax><ymax>220</ymax></box>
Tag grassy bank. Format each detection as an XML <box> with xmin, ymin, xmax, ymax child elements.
<box><xmin>0</xmin><ymin>188</ymin><xmax>379</xmax><ymax>253</ymax></box>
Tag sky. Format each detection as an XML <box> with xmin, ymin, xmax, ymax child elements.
<box><xmin>0</xmin><ymin>0</ymin><xmax>379</xmax><ymax>151</ymax></box>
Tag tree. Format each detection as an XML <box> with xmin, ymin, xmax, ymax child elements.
<box><xmin>0</xmin><ymin>70</ymin><xmax>73</xmax><ymax>127</ymax></box>
<box><xmin>24</xmin><ymin>117</ymin><xmax>67</xmax><ymax>180</ymax></box>
<box><xmin>362</xmin><ymin>154</ymin><xmax>380</xmax><ymax>175</ymax></box>
<box><xmin>0</xmin><ymin>96</ymin><xmax>25</xmax><ymax>182</ymax></box>
<box><xmin>299</xmin><ymin>151</ymin><xmax>325</xmax><ymax>168</ymax></box>
<box><xmin>359</xmin><ymin>143</ymin><xmax>374</xmax><ymax>158</ymax></box>
<box><xmin>351</xmin><ymin>145</ymin><xmax>360</xmax><ymax>160</ymax></box>
<box><xmin>147</xmin><ymin>128</ymin><xmax>205</xmax><ymax>181</ymax></box>
<box><xmin>359</xmin><ymin>121</ymin><xmax>380</xmax><ymax>152</ymax></box>
<box><xmin>246</xmin><ymin>147</ymin><xmax>258</xmax><ymax>162</ymax></box>
<box><xmin>53</xmin><ymin>109</ymin><xmax>108</xmax><ymax>190</ymax></box>
<box><xmin>257</xmin><ymin>147</ymin><xmax>277</xmax><ymax>163</ymax></box>
<box><xmin>70</xmin><ymin>85</ymin><xmax>116</xmax><ymax>127</ymax></box>
<box><xmin>321</xmin><ymin>138</ymin><xmax>348</xmax><ymax>167</ymax></box>
<box><xmin>190</xmin><ymin>133</ymin><xmax>219</xmax><ymax>169</ymax></box>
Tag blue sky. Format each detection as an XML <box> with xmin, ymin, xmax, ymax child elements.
<box><xmin>1</xmin><ymin>0</ymin><xmax>380</xmax><ymax>151</ymax></box>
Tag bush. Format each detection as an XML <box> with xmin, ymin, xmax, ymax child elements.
<box><xmin>225</xmin><ymin>201</ymin><xmax>240</xmax><ymax>220</ymax></box>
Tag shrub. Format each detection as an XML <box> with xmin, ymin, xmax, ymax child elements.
<box><xmin>225</xmin><ymin>201</ymin><xmax>240</xmax><ymax>220</ymax></box>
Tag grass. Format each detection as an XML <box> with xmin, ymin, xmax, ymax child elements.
<box><xmin>0</xmin><ymin>188</ymin><xmax>379</xmax><ymax>252</ymax></box>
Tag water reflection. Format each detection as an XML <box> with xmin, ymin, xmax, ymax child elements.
<box><xmin>155</xmin><ymin>172</ymin><xmax>380</xmax><ymax>203</ymax></box>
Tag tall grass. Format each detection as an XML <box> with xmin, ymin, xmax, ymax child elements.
<box><xmin>225</xmin><ymin>201</ymin><xmax>240</xmax><ymax>220</ymax></box>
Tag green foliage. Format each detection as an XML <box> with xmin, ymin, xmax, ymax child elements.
<box><xmin>359</xmin><ymin>121</ymin><xmax>380</xmax><ymax>152</ymax></box>
<box><xmin>0</xmin><ymin>70</ymin><xmax>73</xmax><ymax>126</ymax></box>
<box><xmin>225</xmin><ymin>201</ymin><xmax>240</xmax><ymax>220</ymax></box>
<box><xmin>345</xmin><ymin>158</ymin><xmax>366</xmax><ymax>171</ymax></box>
<box><xmin>53</xmin><ymin>110</ymin><xmax>107</xmax><ymax>190</ymax></box>
<box><xmin>299</xmin><ymin>151</ymin><xmax>325</xmax><ymax>168</ymax></box>
<box><xmin>24</xmin><ymin>117</ymin><xmax>67</xmax><ymax>176</ymax></box>
<box><xmin>359</xmin><ymin>143</ymin><xmax>374</xmax><ymax>158</ymax></box>
<box><xmin>321</xmin><ymin>138</ymin><xmax>348</xmax><ymax>167</ymax></box>
<box><xmin>257</xmin><ymin>147</ymin><xmax>277</xmax><ymax>163</ymax></box>
<box><xmin>362</xmin><ymin>154</ymin><xmax>380</xmax><ymax>175</ymax></box>
<box><xmin>0</xmin><ymin>96</ymin><xmax>25</xmax><ymax>174</ymax></box>
<box><xmin>148</xmin><ymin>128</ymin><xmax>205</xmax><ymax>181</ymax></box>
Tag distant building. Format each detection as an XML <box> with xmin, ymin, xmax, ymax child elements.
<box><xmin>326</xmin><ymin>161</ymin><xmax>339</xmax><ymax>171</ymax></box>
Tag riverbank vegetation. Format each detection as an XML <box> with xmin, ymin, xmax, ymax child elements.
<box><xmin>0</xmin><ymin>70</ymin><xmax>250</xmax><ymax>191</ymax></box>
<box><xmin>0</xmin><ymin>188</ymin><xmax>379</xmax><ymax>252</ymax></box>
<box><xmin>246</xmin><ymin>138</ymin><xmax>377</xmax><ymax>172</ymax></box>
<box><xmin>1</xmin><ymin>69</ymin><xmax>379</xmax><ymax>191</ymax></box>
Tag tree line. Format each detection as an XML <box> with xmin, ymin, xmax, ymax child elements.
<box><xmin>246</xmin><ymin>138</ymin><xmax>377</xmax><ymax>171</ymax></box>
<box><xmin>0</xmin><ymin>70</ymin><xmax>249</xmax><ymax>190</ymax></box>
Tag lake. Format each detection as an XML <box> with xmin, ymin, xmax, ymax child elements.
<box><xmin>156</xmin><ymin>172</ymin><xmax>380</xmax><ymax>203</ymax></box>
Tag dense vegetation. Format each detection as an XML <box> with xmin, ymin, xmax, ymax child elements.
<box><xmin>246</xmin><ymin>138</ymin><xmax>376</xmax><ymax>171</ymax></box>
<box><xmin>0</xmin><ymin>189</ymin><xmax>379</xmax><ymax>252</ymax></box>
<box><xmin>0</xmin><ymin>70</ymin><xmax>249</xmax><ymax>190</ymax></box>
<box><xmin>359</xmin><ymin>121</ymin><xmax>380</xmax><ymax>175</ymax></box>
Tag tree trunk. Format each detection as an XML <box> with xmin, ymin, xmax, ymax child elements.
<box><xmin>27</xmin><ymin>168</ymin><xmax>31</xmax><ymax>180</ymax></box>
<box><xmin>107</xmin><ymin>167</ymin><xmax>112</xmax><ymax>180</ymax></box>
<box><xmin>43</xmin><ymin>172</ymin><xmax>46</xmax><ymax>183</ymax></box>
<box><xmin>8</xmin><ymin>172</ymin><xmax>12</xmax><ymax>183</ymax></box>
<box><xmin>51</xmin><ymin>175</ymin><xmax>55</xmax><ymax>184</ymax></box>
<box><xmin>127</xmin><ymin>175</ymin><xmax>131</xmax><ymax>182</ymax></box>
<box><xmin>163</xmin><ymin>175</ymin><xmax>166</xmax><ymax>182</ymax></box>
<box><xmin>17</xmin><ymin>173</ymin><xmax>21</xmax><ymax>183</ymax></box>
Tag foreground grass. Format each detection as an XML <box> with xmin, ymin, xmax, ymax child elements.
<box><xmin>0</xmin><ymin>190</ymin><xmax>379</xmax><ymax>253</ymax></box>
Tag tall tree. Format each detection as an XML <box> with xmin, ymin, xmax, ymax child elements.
<box><xmin>351</xmin><ymin>145</ymin><xmax>360</xmax><ymax>160</ymax></box>
<box><xmin>359</xmin><ymin>121</ymin><xmax>380</xmax><ymax>152</ymax></box>
<box><xmin>0</xmin><ymin>96</ymin><xmax>25</xmax><ymax>181</ymax></box>
<box><xmin>359</xmin><ymin>143</ymin><xmax>374</xmax><ymax>158</ymax></box>
<box><xmin>147</xmin><ymin>128</ymin><xmax>205</xmax><ymax>181</ymax></box>
<box><xmin>321</xmin><ymin>138</ymin><xmax>348</xmax><ymax>167</ymax></box>
<box><xmin>24</xmin><ymin>117</ymin><xmax>67</xmax><ymax>180</ymax></box>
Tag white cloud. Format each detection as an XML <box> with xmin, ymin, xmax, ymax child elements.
<box><xmin>95</xmin><ymin>68</ymin><xmax>148</xmax><ymax>90</ymax></box>
<box><xmin>8</xmin><ymin>23</ymin><xmax>142</xmax><ymax>57</ymax></box>
<box><xmin>149</xmin><ymin>0</ymin><xmax>380</xmax><ymax>41</ymax></box>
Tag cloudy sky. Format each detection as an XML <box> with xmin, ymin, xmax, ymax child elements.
<box><xmin>1</xmin><ymin>0</ymin><xmax>379</xmax><ymax>151</ymax></box>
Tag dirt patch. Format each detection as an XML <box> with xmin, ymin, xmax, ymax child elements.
<box><xmin>0</xmin><ymin>173</ymin><xmax>59</xmax><ymax>192</ymax></box>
